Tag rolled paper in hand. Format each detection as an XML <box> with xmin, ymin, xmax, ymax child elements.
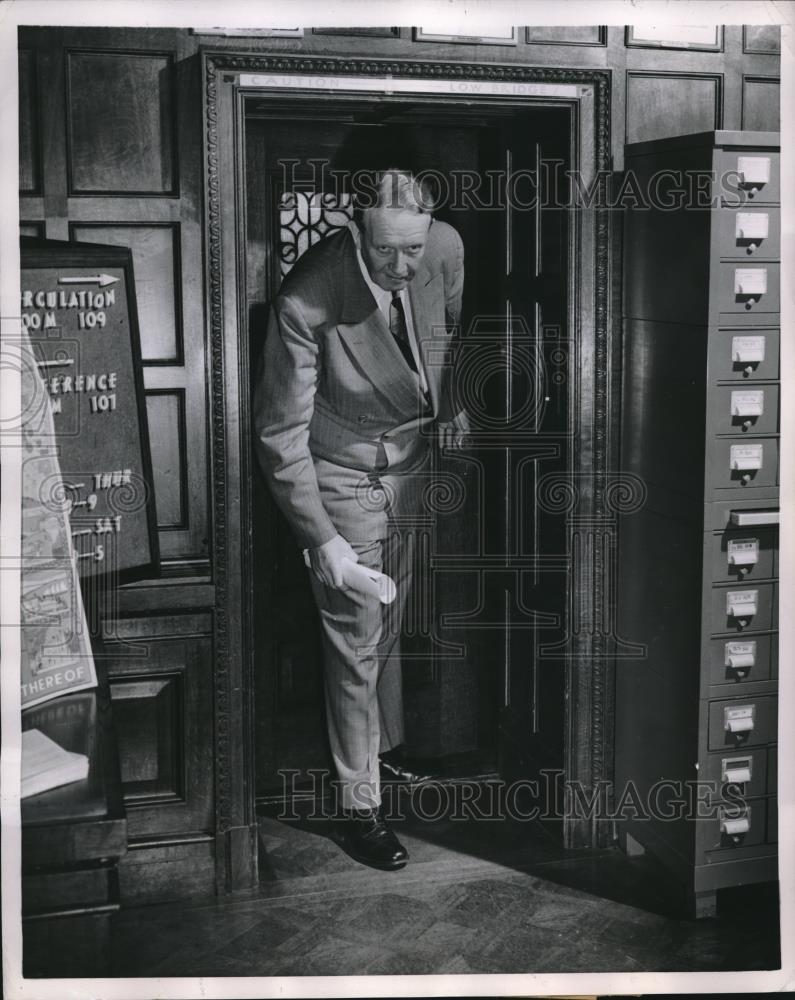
<box><xmin>341</xmin><ymin>558</ymin><xmax>396</xmax><ymax>604</ymax></box>
<box><xmin>301</xmin><ymin>550</ymin><xmax>396</xmax><ymax>604</ymax></box>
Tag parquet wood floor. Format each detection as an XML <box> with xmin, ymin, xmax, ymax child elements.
<box><xmin>110</xmin><ymin>786</ymin><xmax>780</xmax><ymax>977</ymax></box>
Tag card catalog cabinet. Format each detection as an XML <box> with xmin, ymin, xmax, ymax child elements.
<box><xmin>616</xmin><ymin>131</ymin><xmax>779</xmax><ymax>917</ymax></box>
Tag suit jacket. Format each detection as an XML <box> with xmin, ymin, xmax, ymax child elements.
<box><xmin>253</xmin><ymin>220</ymin><xmax>465</xmax><ymax>549</ymax></box>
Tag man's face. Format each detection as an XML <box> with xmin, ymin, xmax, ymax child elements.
<box><xmin>359</xmin><ymin>209</ymin><xmax>432</xmax><ymax>292</ymax></box>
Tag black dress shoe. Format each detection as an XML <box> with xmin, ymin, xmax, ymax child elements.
<box><xmin>379</xmin><ymin>748</ymin><xmax>436</xmax><ymax>785</ymax></box>
<box><xmin>341</xmin><ymin>808</ymin><xmax>409</xmax><ymax>871</ymax></box>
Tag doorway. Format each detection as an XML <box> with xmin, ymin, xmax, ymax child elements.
<box><xmin>244</xmin><ymin>97</ymin><xmax>572</xmax><ymax>804</ymax></box>
<box><xmin>204</xmin><ymin>57</ymin><xmax>614</xmax><ymax>887</ymax></box>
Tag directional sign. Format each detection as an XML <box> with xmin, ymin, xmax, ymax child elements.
<box><xmin>58</xmin><ymin>274</ymin><xmax>120</xmax><ymax>287</ymax></box>
<box><xmin>20</xmin><ymin>237</ymin><xmax>159</xmax><ymax>584</ymax></box>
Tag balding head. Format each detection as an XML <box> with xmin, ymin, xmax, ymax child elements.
<box><xmin>357</xmin><ymin>169</ymin><xmax>434</xmax><ymax>291</ymax></box>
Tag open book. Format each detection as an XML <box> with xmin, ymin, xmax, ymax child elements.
<box><xmin>21</xmin><ymin>728</ymin><xmax>89</xmax><ymax>798</ymax></box>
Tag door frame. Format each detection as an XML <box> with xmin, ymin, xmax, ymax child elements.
<box><xmin>202</xmin><ymin>50</ymin><xmax>616</xmax><ymax>892</ymax></box>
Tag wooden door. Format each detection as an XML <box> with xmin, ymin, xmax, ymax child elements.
<box><xmin>494</xmin><ymin>110</ymin><xmax>572</xmax><ymax>831</ymax></box>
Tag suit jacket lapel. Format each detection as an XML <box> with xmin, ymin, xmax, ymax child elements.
<box><xmin>408</xmin><ymin>263</ymin><xmax>445</xmax><ymax>415</ymax></box>
<box><xmin>336</xmin><ymin>231</ymin><xmax>427</xmax><ymax>415</ymax></box>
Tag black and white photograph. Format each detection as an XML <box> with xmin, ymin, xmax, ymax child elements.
<box><xmin>1</xmin><ymin>1</ymin><xmax>793</xmax><ymax>996</ymax></box>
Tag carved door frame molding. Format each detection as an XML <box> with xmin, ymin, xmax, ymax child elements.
<box><xmin>202</xmin><ymin>50</ymin><xmax>615</xmax><ymax>890</ymax></box>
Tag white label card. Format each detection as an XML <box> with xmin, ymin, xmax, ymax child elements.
<box><xmin>728</xmin><ymin>538</ymin><xmax>759</xmax><ymax>565</ymax></box>
<box><xmin>726</xmin><ymin>640</ymin><xmax>756</xmax><ymax>657</ymax></box>
<box><xmin>731</xmin><ymin>443</ymin><xmax>763</xmax><ymax>470</ymax></box>
<box><xmin>734</xmin><ymin>268</ymin><xmax>768</xmax><ymax>295</ymax></box>
<box><xmin>732</xmin><ymin>335</ymin><xmax>765</xmax><ymax>363</ymax></box>
<box><xmin>731</xmin><ymin>390</ymin><xmax>764</xmax><ymax>416</ymax></box>
<box><xmin>737</xmin><ymin>156</ymin><xmax>771</xmax><ymax>185</ymax></box>
<box><xmin>726</xmin><ymin>590</ymin><xmax>758</xmax><ymax>615</ymax></box>
<box><xmin>736</xmin><ymin>212</ymin><xmax>769</xmax><ymax>240</ymax></box>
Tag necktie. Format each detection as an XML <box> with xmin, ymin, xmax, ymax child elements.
<box><xmin>389</xmin><ymin>292</ymin><xmax>418</xmax><ymax>373</ymax></box>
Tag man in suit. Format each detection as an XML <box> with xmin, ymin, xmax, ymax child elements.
<box><xmin>253</xmin><ymin>169</ymin><xmax>467</xmax><ymax>870</ymax></box>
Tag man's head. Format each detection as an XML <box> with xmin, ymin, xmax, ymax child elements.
<box><xmin>357</xmin><ymin>170</ymin><xmax>433</xmax><ymax>292</ymax></box>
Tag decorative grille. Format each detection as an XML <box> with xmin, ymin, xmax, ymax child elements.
<box><xmin>278</xmin><ymin>189</ymin><xmax>353</xmax><ymax>278</ymax></box>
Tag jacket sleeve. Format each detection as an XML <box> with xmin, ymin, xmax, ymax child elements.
<box><xmin>439</xmin><ymin>226</ymin><xmax>469</xmax><ymax>426</ymax></box>
<box><xmin>252</xmin><ymin>294</ymin><xmax>338</xmax><ymax>550</ymax></box>
<box><xmin>444</xmin><ymin>225</ymin><xmax>465</xmax><ymax>329</ymax></box>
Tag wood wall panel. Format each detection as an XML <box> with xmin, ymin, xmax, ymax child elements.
<box><xmin>625</xmin><ymin>72</ymin><xmax>722</xmax><ymax>144</ymax></box>
<box><xmin>66</xmin><ymin>50</ymin><xmax>177</xmax><ymax>195</ymax></box>
<box><xmin>312</xmin><ymin>27</ymin><xmax>400</xmax><ymax>38</ymax></box>
<box><xmin>525</xmin><ymin>26</ymin><xmax>606</xmax><ymax>46</ymax></box>
<box><xmin>144</xmin><ymin>391</ymin><xmax>186</xmax><ymax>530</ymax></box>
<box><xmin>20</xmin><ymin>221</ymin><xmax>44</xmax><ymax>238</ymax></box>
<box><xmin>118</xmin><ymin>837</ymin><xmax>215</xmax><ymax>905</ymax></box>
<box><xmin>18</xmin><ymin>49</ymin><xmax>41</xmax><ymax>193</ymax></box>
<box><xmin>70</xmin><ymin>223</ymin><xmax>181</xmax><ymax>363</ymax></box>
<box><xmin>19</xmin><ymin>36</ymin><xmax>213</xmax><ymax>574</ymax></box>
<box><xmin>625</xmin><ymin>25</ymin><xmax>723</xmax><ymax>51</ymax></box>
<box><xmin>742</xmin><ymin>76</ymin><xmax>780</xmax><ymax>131</ymax></box>
<box><xmin>104</xmin><ymin>618</ymin><xmax>214</xmax><ymax>839</ymax></box>
<box><xmin>111</xmin><ymin>675</ymin><xmax>181</xmax><ymax>796</ymax></box>
<box><xmin>743</xmin><ymin>25</ymin><xmax>781</xmax><ymax>54</ymax></box>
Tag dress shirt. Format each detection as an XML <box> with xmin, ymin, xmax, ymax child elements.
<box><xmin>347</xmin><ymin>221</ymin><xmax>429</xmax><ymax>395</ymax></box>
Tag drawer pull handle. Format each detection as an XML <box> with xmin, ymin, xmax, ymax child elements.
<box><xmin>730</xmin><ymin>510</ymin><xmax>778</xmax><ymax>527</ymax></box>
<box><xmin>726</xmin><ymin>652</ymin><xmax>755</xmax><ymax>670</ymax></box>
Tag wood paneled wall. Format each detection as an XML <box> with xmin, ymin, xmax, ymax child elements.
<box><xmin>18</xmin><ymin>22</ymin><xmax>780</xmax><ymax>903</ymax></box>
<box><xmin>19</xmin><ymin>27</ymin><xmax>216</xmax><ymax>902</ymax></box>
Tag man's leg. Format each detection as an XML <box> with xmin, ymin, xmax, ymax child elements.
<box><xmin>374</xmin><ymin>461</ymin><xmax>438</xmax><ymax>786</ymax></box>
<box><xmin>308</xmin><ymin>538</ymin><xmax>386</xmax><ymax>811</ymax></box>
<box><xmin>308</xmin><ymin>538</ymin><xmax>410</xmax><ymax>870</ymax></box>
<box><xmin>376</xmin><ymin>526</ymin><xmax>414</xmax><ymax>753</ymax></box>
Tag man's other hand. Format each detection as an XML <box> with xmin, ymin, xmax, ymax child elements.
<box><xmin>308</xmin><ymin>533</ymin><xmax>359</xmax><ymax>589</ymax></box>
<box><xmin>438</xmin><ymin>410</ymin><xmax>470</xmax><ymax>450</ymax></box>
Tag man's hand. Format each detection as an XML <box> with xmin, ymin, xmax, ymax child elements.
<box><xmin>307</xmin><ymin>533</ymin><xmax>359</xmax><ymax>589</ymax></box>
<box><xmin>438</xmin><ymin>410</ymin><xmax>470</xmax><ymax>451</ymax></box>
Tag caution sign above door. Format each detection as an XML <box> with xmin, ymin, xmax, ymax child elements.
<box><xmin>21</xmin><ymin>237</ymin><xmax>159</xmax><ymax>582</ymax></box>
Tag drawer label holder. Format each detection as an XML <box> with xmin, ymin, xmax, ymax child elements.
<box><xmin>720</xmin><ymin>804</ymin><xmax>751</xmax><ymax>839</ymax></box>
<box><xmin>735</xmin><ymin>212</ymin><xmax>769</xmax><ymax>243</ymax></box>
<box><xmin>730</xmin><ymin>443</ymin><xmax>763</xmax><ymax>471</ymax></box>
<box><xmin>724</xmin><ymin>639</ymin><xmax>756</xmax><ymax>672</ymax></box>
<box><xmin>737</xmin><ymin>156</ymin><xmax>771</xmax><ymax>187</ymax></box>
<box><xmin>721</xmin><ymin>756</ymin><xmax>753</xmax><ymax>785</ymax></box>
<box><xmin>731</xmin><ymin>390</ymin><xmax>764</xmax><ymax>418</ymax></box>
<box><xmin>732</xmin><ymin>335</ymin><xmax>765</xmax><ymax>363</ymax></box>
<box><xmin>727</xmin><ymin>538</ymin><xmax>759</xmax><ymax>567</ymax></box>
<box><xmin>726</xmin><ymin>589</ymin><xmax>758</xmax><ymax>619</ymax></box>
<box><xmin>724</xmin><ymin>703</ymin><xmax>755</xmax><ymax>734</ymax></box>
<box><xmin>734</xmin><ymin>268</ymin><xmax>768</xmax><ymax>297</ymax></box>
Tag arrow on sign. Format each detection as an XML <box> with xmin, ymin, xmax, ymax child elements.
<box><xmin>58</xmin><ymin>274</ymin><xmax>119</xmax><ymax>287</ymax></box>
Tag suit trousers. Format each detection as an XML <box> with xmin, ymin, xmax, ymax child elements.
<box><xmin>307</xmin><ymin>441</ymin><xmax>435</xmax><ymax>812</ymax></box>
<box><xmin>308</xmin><ymin>524</ymin><xmax>415</xmax><ymax>811</ymax></box>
